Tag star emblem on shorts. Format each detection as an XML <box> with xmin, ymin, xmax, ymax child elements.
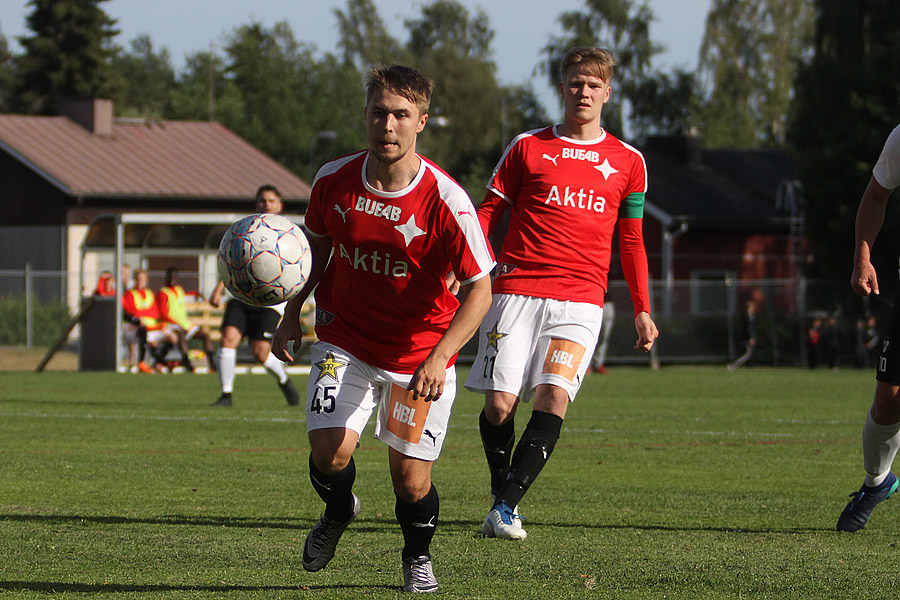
<box><xmin>486</xmin><ymin>322</ymin><xmax>507</xmax><ymax>350</ymax></box>
<box><xmin>395</xmin><ymin>214</ymin><xmax>426</xmax><ymax>246</ymax></box>
<box><xmin>594</xmin><ymin>158</ymin><xmax>619</xmax><ymax>180</ymax></box>
<box><xmin>314</xmin><ymin>351</ymin><xmax>349</xmax><ymax>383</ymax></box>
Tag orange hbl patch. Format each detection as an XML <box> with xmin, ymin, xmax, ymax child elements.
<box><xmin>542</xmin><ymin>338</ymin><xmax>586</xmax><ymax>382</ymax></box>
<box><xmin>386</xmin><ymin>384</ymin><xmax>432</xmax><ymax>444</ymax></box>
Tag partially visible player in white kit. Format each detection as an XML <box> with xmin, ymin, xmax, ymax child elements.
<box><xmin>465</xmin><ymin>46</ymin><xmax>659</xmax><ymax>540</ymax></box>
<box><xmin>272</xmin><ymin>65</ymin><xmax>494</xmax><ymax>592</ymax></box>
<box><xmin>837</xmin><ymin>123</ymin><xmax>900</xmax><ymax>532</ymax></box>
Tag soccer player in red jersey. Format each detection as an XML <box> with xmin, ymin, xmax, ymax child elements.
<box><xmin>122</xmin><ymin>268</ymin><xmax>179</xmax><ymax>373</ymax></box>
<box><xmin>272</xmin><ymin>65</ymin><xmax>494</xmax><ymax>591</ymax></box>
<box><xmin>465</xmin><ymin>47</ymin><xmax>659</xmax><ymax>540</ymax></box>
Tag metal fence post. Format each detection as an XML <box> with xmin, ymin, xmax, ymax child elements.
<box><xmin>25</xmin><ymin>262</ymin><xmax>33</xmax><ymax>348</ymax></box>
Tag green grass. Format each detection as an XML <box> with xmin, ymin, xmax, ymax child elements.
<box><xmin>1</xmin><ymin>366</ymin><xmax>899</xmax><ymax>598</ymax></box>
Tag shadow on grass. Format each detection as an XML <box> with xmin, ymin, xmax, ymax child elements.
<box><xmin>1</xmin><ymin>512</ymin><xmax>833</xmax><ymax>535</ymax></box>
<box><xmin>0</xmin><ymin>581</ymin><xmax>390</xmax><ymax>593</ymax></box>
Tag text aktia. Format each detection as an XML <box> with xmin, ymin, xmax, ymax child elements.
<box><xmin>544</xmin><ymin>185</ymin><xmax>607</xmax><ymax>212</ymax></box>
<box><xmin>337</xmin><ymin>243</ymin><xmax>409</xmax><ymax>278</ymax></box>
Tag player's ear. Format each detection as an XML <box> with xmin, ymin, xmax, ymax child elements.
<box><xmin>417</xmin><ymin>112</ymin><xmax>429</xmax><ymax>134</ymax></box>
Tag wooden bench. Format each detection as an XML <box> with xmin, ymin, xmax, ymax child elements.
<box><xmin>183</xmin><ymin>299</ymin><xmax>317</xmax><ymax>345</ymax></box>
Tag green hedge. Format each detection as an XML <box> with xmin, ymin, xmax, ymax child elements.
<box><xmin>0</xmin><ymin>295</ymin><xmax>72</xmax><ymax>346</ymax></box>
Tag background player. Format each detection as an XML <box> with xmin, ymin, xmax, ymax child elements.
<box><xmin>209</xmin><ymin>185</ymin><xmax>299</xmax><ymax>406</ymax></box>
<box><xmin>837</xmin><ymin>123</ymin><xmax>900</xmax><ymax>531</ymax></box>
<box><xmin>465</xmin><ymin>46</ymin><xmax>658</xmax><ymax>540</ymax></box>
<box><xmin>272</xmin><ymin>65</ymin><xmax>494</xmax><ymax>592</ymax></box>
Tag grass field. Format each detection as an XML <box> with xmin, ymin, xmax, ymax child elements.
<box><xmin>2</xmin><ymin>366</ymin><xmax>899</xmax><ymax>599</ymax></box>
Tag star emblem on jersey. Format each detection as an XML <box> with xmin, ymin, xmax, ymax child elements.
<box><xmin>395</xmin><ymin>214</ymin><xmax>426</xmax><ymax>246</ymax></box>
<box><xmin>594</xmin><ymin>158</ymin><xmax>619</xmax><ymax>180</ymax></box>
<box><xmin>486</xmin><ymin>322</ymin><xmax>507</xmax><ymax>350</ymax></box>
<box><xmin>314</xmin><ymin>351</ymin><xmax>349</xmax><ymax>383</ymax></box>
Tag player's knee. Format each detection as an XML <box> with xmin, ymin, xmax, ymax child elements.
<box><xmin>392</xmin><ymin>474</ymin><xmax>432</xmax><ymax>503</ymax></box>
<box><xmin>484</xmin><ymin>392</ymin><xmax>517</xmax><ymax>425</ymax></box>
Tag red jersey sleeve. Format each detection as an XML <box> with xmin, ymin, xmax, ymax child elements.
<box><xmin>475</xmin><ymin>191</ymin><xmax>508</xmax><ymax>237</ymax></box>
<box><xmin>618</xmin><ymin>218</ymin><xmax>650</xmax><ymax>316</ymax></box>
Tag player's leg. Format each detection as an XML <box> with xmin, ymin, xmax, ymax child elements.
<box><xmin>246</xmin><ymin>308</ymin><xmax>299</xmax><ymax>405</ymax></box>
<box><xmin>390</xmin><ymin>450</ymin><xmax>439</xmax><ymax>593</ymax></box>
<box><xmin>838</xmin><ymin>305</ymin><xmax>900</xmax><ymax>531</ymax></box>
<box><xmin>302</xmin><ymin>342</ymin><xmax>376</xmax><ymax>571</ymax></box>
<box><xmin>485</xmin><ymin>299</ymin><xmax>600</xmax><ymax>539</ymax></box>
<box><xmin>481</xmin><ymin>390</ymin><xmax>519</xmax><ymax>496</ymax></box>
<box><xmin>373</xmin><ymin>368</ymin><xmax>454</xmax><ymax>593</ymax></box>
<box><xmin>465</xmin><ymin>294</ymin><xmax>540</xmax><ymax>520</ymax></box>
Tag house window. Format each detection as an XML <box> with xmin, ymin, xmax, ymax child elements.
<box><xmin>690</xmin><ymin>270</ymin><xmax>736</xmax><ymax>315</ymax></box>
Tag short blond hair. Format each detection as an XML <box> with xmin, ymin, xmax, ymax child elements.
<box><xmin>366</xmin><ymin>65</ymin><xmax>434</xmax><ymax>116</ymax></box>
<box><xmin>560</xmin><ymin>47</ymin><xmax>617</xmax><ymax>83</ymax></box>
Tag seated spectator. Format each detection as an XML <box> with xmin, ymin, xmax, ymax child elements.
<box><xmin>157</xmin><ymin>267</ymin><xmax>217</xmax><ymax>372</ymax></box>
<box><xmin>94</xmin><ymin>270</ymin><xmax>115</xmax><ymax>296</ymax></box>
<box><xmin>122</xmin><ymin>268</ymin><xmax>178</xmax><ymax>373</ymax></box>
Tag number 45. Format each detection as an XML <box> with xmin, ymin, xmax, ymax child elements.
<box><xmin>311</xmin><ymin>385</ymin><xmax>336</xmax><ymax>414</ymax></box>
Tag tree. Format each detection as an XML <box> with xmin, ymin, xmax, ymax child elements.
<box><xmin>166</xmin><ymin>49</ymin><xmax>244</xmax><ymax>124</ymax></box>
<box><xmin>542</xmin><ymin>0</ymin><xmax>662</xmax><ymax>136</ymax></box>
<box><xmin>12</xmin><ymin>0</ymin><xmax>119</xmax><ymax>114</ymax></box>
<box><xmin>0</xmin><ymin>30</ymin><xmax>14</xmax><ymax>112</ymax></box>
<box><xmin>696</xmin><ymin>0</ymin><xmax>814</xmax><ymax>148</ymax></box>
<box><xmin>221</xmin><ymin>21</ymin><xmax>365</xmax><ymax>181</ymax></box>
<box><xmin>109</xmin><ymin>34</ymin><xmax>175</xmax><ymax>119</ymax></box>
<box><xmin>629</xmin><ymin>68</ymin><xmax>696</xmax><ymax>140</ymax></box>
<box><xmin>404</xmin><ymin>1</ymin><xmax>505</xmax><ymax>190</ymax></box>
<box><xmin>789</xmin><ymin>0</ymin><xmax>900</xmax><ymax>280</ymax></box>
<box><xmin>334</xmin><ymin>0</ymin><xmax>408</xmax><ymax>71</ymax></box>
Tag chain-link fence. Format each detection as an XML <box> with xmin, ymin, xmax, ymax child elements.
<box><xmin>0</xmin><ymin>267</ymin><xmax>892</xmax><ymax>369</ymax></box>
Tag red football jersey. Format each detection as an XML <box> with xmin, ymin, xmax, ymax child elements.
<box><xmin>305</xmin><ymin>151</ymin><xmax>495</xmax><ymax>373</ymax></box>
<box><xmin>479</xmin><ymin>126</ymin><xmax>648</xmax><ymax>307</ymax></box>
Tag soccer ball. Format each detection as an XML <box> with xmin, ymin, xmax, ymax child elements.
<box><xmin>217</xmin><ymin>213</ymin><xmax>312</xmax><ymax>306</ymax></box>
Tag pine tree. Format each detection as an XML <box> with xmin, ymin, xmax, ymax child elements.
<box><xmin>13</xmin><ymin>0</ymin><xmax>119</xmax><ymax>114</ymax></box>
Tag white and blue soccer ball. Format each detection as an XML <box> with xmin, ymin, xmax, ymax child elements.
<box><xmin>217</xmin><ymin>213</ymin><xmax>312</xmax><ymax>306</ymax></box>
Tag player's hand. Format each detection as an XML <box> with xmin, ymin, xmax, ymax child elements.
<box><xmin>209</xmin><ymin>288</ymin><xmax>222</xmax><ymax>308</ymax></box>
<box><xmin>445</xmin><ymin>271</ymin><xmax>460</xmax><ymax>295</ymax></box>
<box><xmin>408</xmin><ymin>356</ymin><xmax>446</xmax><ymax>402</ymax></box>
<box><xmin>851</xmin><ymin>259</ymin><xmax>879</xmax><ymax>296</ymax></box>
<box><xmin>634</xmin><ymin>312</ymin><xmax>658</xmax><ymax>352</ymax></box>
<box><xmin>272</xmin><ymin>319</ymin><xmax>303</xmax><ymax>363</ymax></box>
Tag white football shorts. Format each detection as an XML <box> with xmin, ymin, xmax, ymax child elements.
<box><xmin>122</xmin><ymin>323</ymin><xmax>173</xmax><ymax>346</ymax></box>
<box><xmin>464</xmin><ymin>293</ymin><xmax>603</xmax><ymax>402</ymax></box>
<box><xmin>305</xmin><ymin>341</ymin><xmax>456</xmax><ymax>462</ymax></box>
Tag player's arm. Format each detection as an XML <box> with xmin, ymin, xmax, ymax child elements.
<box><xmin>476</xmin><ymin>190</ymin><xmax>509</xmax><ymax>238</ymax></box>
<box><xmin>409</xmin><ymin>272</ymin><xmax>492</xmax><ymax>401</ymax></box>
<box><xmin>272</xmin><ymin>233</ymin><xmax>332</xmax><ymax>363</ymax></box>
<box><xmin>209</xmin><ymin>280</ymin><xmax>226</xmax><ymax>308</ymax></box>
<box><xmin>618</xmin><ymin>217</ymin><xmax>658</xmax><ymax>352</ymax></box>
<box><xmin>851</xmin><ymin>175</ymin><xmax>893</xmax><ymax>296</ymax></box>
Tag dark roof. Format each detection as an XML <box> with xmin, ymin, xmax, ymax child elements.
<box><xmin>0</xmin><ymin>114</ymin><xmax>311</xmax><ymax>201</ymax></box>
<box><xmin>641</xmin><ymin>134</ymin><xmax>800</xmax><ymax>230</ymax></box>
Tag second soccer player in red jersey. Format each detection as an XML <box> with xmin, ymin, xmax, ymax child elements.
<box><xmin>465</xmin><ymin>46</ymin><xmax>659</xmax><ymax>540</ymax></box>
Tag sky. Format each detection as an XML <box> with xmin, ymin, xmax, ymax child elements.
<box><xmin>0</xmin><ymin>0</ymin><xmax>712</xmax><ymax>115</ymax></box>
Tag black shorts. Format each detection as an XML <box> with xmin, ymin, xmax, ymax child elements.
<box><xmin>221</xmin><ymin>299</ymin><xmax>280</xmax><ymax>342</ymax></box>
<box><xmin>876</xmin><ymin>298</ymin><xmax>900</xmax><ymax>384</ymax></box>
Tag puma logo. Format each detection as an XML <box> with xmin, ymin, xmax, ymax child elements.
<box><xmin>542</xmin><ymin>153</ymin><xmax>559</xmax><ymax>166</ymax></box>
<box><xmin>457</xmin><ymin>210</ymin><xmax>472</xmax><ymax>217</ymax></box>
<box><xmin>334</xmin><ymin>203</ymin><xmax>351</xmax><ymax>223</ymax></box>
<box><xmin>411</xmin><ymin>516</ymin><xmax>436</xmax><ymax>528</ymax></box>
<box><xmin>423</xmin><ymin>429</ymin><xmax>442</xmax><ymax>446</ymax></box>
